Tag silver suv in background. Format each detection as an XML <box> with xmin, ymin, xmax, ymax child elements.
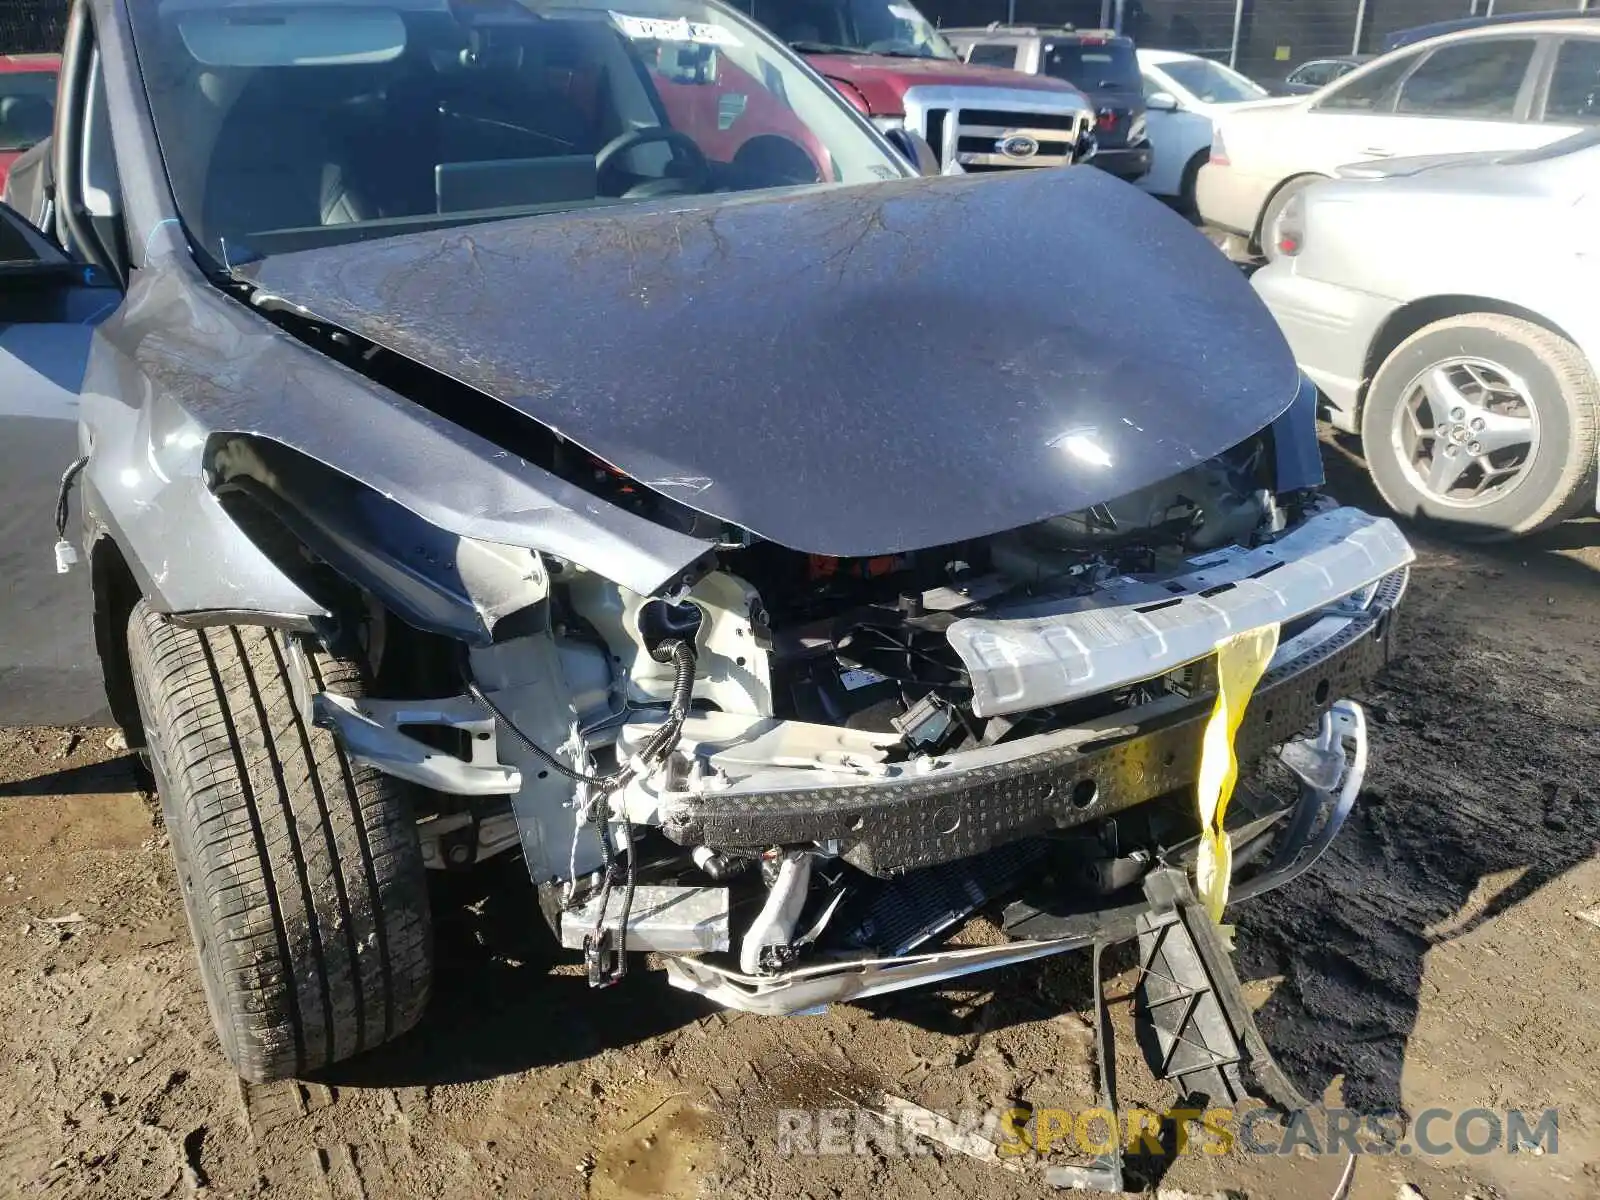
<box><xmin>944</xmin><ymin>25</ymin><xmax>1153</xmax><ymax>182</ymax></box>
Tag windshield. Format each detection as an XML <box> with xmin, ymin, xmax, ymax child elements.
<box><xmin>0</xmin><ymin>71</ymin><xmax>57</xmax><ymax>152</ymax></box>
<box><xmin>127</xmin><ymin>0</ymin><xmax>906</xmax><ymax>265</ymax></box>
<box><xmin>1158</xmin><ymin>57</ymin><xmax>1266</xmax><ymax>104</ymax></box>
<box><xmin>1042</xmin><ymin>39</ymin><xmax>1140</xmax><ymax>93</ymax></box>
<box><xmin>738</xmin><ymin>0</ymin><xmax>956</xmax><ymax>60</ymax></box>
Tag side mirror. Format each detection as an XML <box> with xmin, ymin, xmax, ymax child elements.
<box><xmin>1146</xmin><ymin>91</ymin><xmax>1180</xmax><ymax>112</ymax></box>
<box><xmin>883</xmin><ymin>126</ymin><xmax>940</xmax><ymax>176</ymax></box>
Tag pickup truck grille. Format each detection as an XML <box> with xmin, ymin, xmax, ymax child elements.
<box><xmin>904</xmin><ymin>87</ymin><xmax>1092</xmax><ymax>174</ymax></box>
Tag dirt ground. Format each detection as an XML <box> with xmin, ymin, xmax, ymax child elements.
<box><xmin>1</xmin><ymin>441</ymin><xmax>1596</xmax><ymax>1200</ymax></box>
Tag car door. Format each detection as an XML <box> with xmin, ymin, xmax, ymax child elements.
<box><xmin>1536</xmin><ymin>35</ymin><xmax>1600</xmax><ymax>135</ymax></box>
<box><xmin>1372</xmin><ymin>36</ymin><xmax>1553</xmax><ymax>157</ymax></box>
<box><xmin>1138</xmin><ymin>67</ymin><xmax>1210</xmax><ymax>197</ymax></box>
<box><xmin>0</xmin><ymin>13</ymin><xmax>125</xmax><ymax>726</ymax></box>
<box><xmin>1297</xmin><ymin>51</ymin><xmax>1425</xmax><ymax>169</ymax></box>
<box><xmin>1298</xmin><ymin>38</ymin><xmax>1546</xmax><ymax>173</ymax></box>
<box><xmin>0</xmin><ymin>201</ymin><xmax>119</xmax><ymax>724</ymax></box>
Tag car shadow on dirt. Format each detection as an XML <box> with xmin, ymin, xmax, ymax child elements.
<box><xmin>0</xmin><ymin>753</ymin><xmax>143</xmax><ymax>797</ymax></box>
<box><xmin>1235</xmin><ymin>441</ymin><xmax>1600</xmax><ymax>1116</ymax></box>
<box><xmin>319</xmin><ymin>855</ymin><xmax>715</xmax><ymax>1088</ymax></box>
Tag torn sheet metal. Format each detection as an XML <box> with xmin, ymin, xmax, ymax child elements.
<box><xmin>80</xmin><ymin>263</ymin><xmax>714</xmax><ymax>617</ymax></box>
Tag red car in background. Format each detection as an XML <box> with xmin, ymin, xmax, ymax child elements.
<box><xmin>644</xmin><ymin>36</ymin><xmax>838</xmax><ymax>183</ymax></box>
<box><xmin>0</xmin><ymin>53</ymin><xmax>58</xmax><ymax>192</ymax></box>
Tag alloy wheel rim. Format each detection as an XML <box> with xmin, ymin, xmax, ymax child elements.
<box><xmin>1389</xmin><ymin>356</ymin><xmax>1540</xmax><ymax>509</ymax></box>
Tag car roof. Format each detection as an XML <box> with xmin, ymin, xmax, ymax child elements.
<box><xmin>1386</xmin><ymin>10</ymin><xmax>1597</xmax><ymax>48</ymax></box>
<box><xmin>942</xmin><ymin>25</ymin><xmax>1130</xmax><ymax>43</ymax></box>
<box><xmin>1408</xmin><ymin>16</ymin><xmax>1600</xmax><ymax>45</ymax></box>
<box><xmin>1137</xmin><ymin>48</ymin><xmax>1204</xmax><ymax>66</ymax></box>
<box><xmin>0</xmin><ymin>53</ymin><xmax>62</xmax><ymax>73</ymax></box>
<box><xmin>1313</xmin><ymin>17</ymin><xmax>1600</xmax><ymax>91</ymax></box>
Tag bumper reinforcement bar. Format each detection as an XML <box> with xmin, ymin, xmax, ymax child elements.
<box><xmin>663</xmin><ymin>575</ymin><xmax>1400</xmax><ymax>876</ymax></box>
<box><xmin>662</xmin><ymin>698</ymin><xmax>1367</xmax><ymax>1015</ymax></box>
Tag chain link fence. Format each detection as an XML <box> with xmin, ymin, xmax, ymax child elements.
<box><xmin>0</xmin><ymin>0</ymin><xmax>65</xmax><ymax>55</ymax></box>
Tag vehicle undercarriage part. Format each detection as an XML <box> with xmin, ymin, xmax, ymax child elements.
<box><xmin>559</xmin><ymin>883</ymin><xmax>730</xmax><ymax>953</ymax></box>
<box><xmin>1038</xmin><ymin>867</ymin><xmax>1311</xmax><ymax>1193</ymax></box>
<box><xmin>661</xmin><ymin>697</ymin><xmax>1368</xmax><ymax>1015</ymax></box>
<box><xmin>312</xmin><ymin>692</ymin><xmax>522</xmax><ymax>797</ymax></box>
<box><xmin>739</xmin><ymin>849</ymin><xmax>813</xmax><ymax>973</ymax></box>
<box><xmin>417</xmin><ymin>804</ymin><xmax>522</xmax><ymax>870</ymax></box>
<box><xmin>1134</xmin><ymin>867</ymin><xmax>1309</xmax><ymax>1112</ymax></box>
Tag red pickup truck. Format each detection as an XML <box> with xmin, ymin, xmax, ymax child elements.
<box><xmin>0</xmin><ymin>54</ymin><xmax>58</xmax><ymax>192</ymax></box>
<box><xmin>730</xmin><ymin>0</ymin><xmax>1094</xmax><ymax>173</ymax></box>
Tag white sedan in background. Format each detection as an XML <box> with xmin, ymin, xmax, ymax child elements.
<box><xmin>1135</xmin><ymin>49</ymin><xmax>1276</xmax><ymax>213</ymax></box>
<box><xmin>1252</xmin><ymin>131</ymin><xmax>1600</xmax><ymax>538</ymax></box>
<box><xmin>1199</xmin><ymin>19</ymin><xmax>1600</xmax><ymax>259</ymax></box>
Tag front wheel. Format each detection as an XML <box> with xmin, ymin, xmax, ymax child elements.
<box><xmin>127</xmin><ymin>602</ymin><xmax>433</xmax><ymax>1081</ymax></box>
<box><xmin>1360</xmin><ymin>313</ymin><xmax>1599</xmax><ymax>539</ymax></box>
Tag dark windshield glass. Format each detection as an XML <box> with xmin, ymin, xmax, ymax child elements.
<box><xmin>0</xmin><ymin>71</ymin><xmax>57</xmax><ymax>152</ymax></box>
<box><xmin>1043</xmin><ymin>40</ymin><xmax>1139</xmax><ymax>92</ymax></box>
<box><xmin>126</xmin><ymin>0</ymin><xmax>903</xmax><ymax>267</ymax></box>
<box><xmin>741</xmin><ymin>0</ymin><xmax>956</xmax><ymax>59</ymax></box>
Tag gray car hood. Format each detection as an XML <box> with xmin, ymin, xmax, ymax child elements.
<box><xmin>245</xmin><ymin>168</ymin><xmax>1299</xmax><ymax>557</ymax></box>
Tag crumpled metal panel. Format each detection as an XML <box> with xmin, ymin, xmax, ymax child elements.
<box><xmin>80</xmin><ymin>262</ymin><xmax>715</xmax><ymax>618</ymax></box>
<box><xmin>246</xmin><ymin>167</ymin><xmax>1302</xmax><ymax>556</ymax></box>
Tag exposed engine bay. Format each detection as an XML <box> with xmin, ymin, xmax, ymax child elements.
<box><xmin>308</xmin><ymin>427</ymin><xmax>1412</xmax><ymax>1007</ymax></box>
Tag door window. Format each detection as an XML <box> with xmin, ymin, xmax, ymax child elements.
<box><xmin>1395</xmin><ymin>39</ymin><xmax>1534</xmax><ymax>119</ymax></box>
<box><xmin>1314</xmin><ymin>53</ymin><xmax>1418</xmax><ymax>113</ymax></box>
<box><xmin>0</xmin><ymin>67</ymin><xmax>56</xmax><ymax>154</ymax></box>
<box><xmin>966</xmin><ymin>43</ymin><xmax>1018</xmax><ymax>68</ymax></box>
<box><xmin>1288</xmin><ymin>61</ymin><xmax>1333</xmax><ymax>88</ymax></box>
<box><xmin>1545</xmin><ymin>38</ymin><xmax>1600</xmax><ymax>124</ymax></box>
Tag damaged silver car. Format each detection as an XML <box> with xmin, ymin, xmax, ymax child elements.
<box><xmin>4</xmin><ymin>0</ymin><xmax>1410</xmax><ymax>1126</ymax></box>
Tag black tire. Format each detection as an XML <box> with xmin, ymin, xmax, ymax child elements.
<box><xmin>1361</xmin><ymin>314</ymin><xmax>1599</xmax><ymax>539</ymax></box>
<box><xmin>1257</xmin><ymin>175</ymin><xmax>1321</xmax><ymax>261</ymax></box>
<box><xmin>127</xmin><ymin>601</ymin><xmax>432</xmax><ymax>1082</ymax></box>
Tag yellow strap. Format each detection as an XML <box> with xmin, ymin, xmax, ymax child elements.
<box><xmin>1194</xmin><ymin>624</ymin><xmax>1280</xmax><ymax>929</ymax></box>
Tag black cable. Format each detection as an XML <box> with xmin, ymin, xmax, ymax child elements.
<box><xmin>461</xmin><ymin>640</ymin><xmax>696</xmax><ymax>788</ymax></box>
<box><xmin>54</xmin><ymin>455</ymin><xmax>89</xmax><ymax>539</ymax></box>
<box><xmin>614</xmin><ymin>822</ymin><xmax>638</xmax><ymax>967</ymax></box>
<box><xmin>462</xmin><ymin>666</ymin><xmax>618</xmax><ymax>787</ymax></box>
<box><xmin>463</xmin><ymin>639</ymin><xmax>694</xmax><ymax>980</ymax></box>
<box><xmin>463</xmin><ymin>639</ymin><xmax>695</xmax><ymax>984</ymax></box>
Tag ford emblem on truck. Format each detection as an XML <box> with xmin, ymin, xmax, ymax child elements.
<box><xmin>999</xmin><ymin>134</ymin><xmax>1040</xmax><ymax>159</ymax></box>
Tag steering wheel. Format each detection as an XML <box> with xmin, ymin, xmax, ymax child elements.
<box><xmin>595</xmin><ymin>127</ymin><xmax>712</xmax><ymax>198</ymax></box>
